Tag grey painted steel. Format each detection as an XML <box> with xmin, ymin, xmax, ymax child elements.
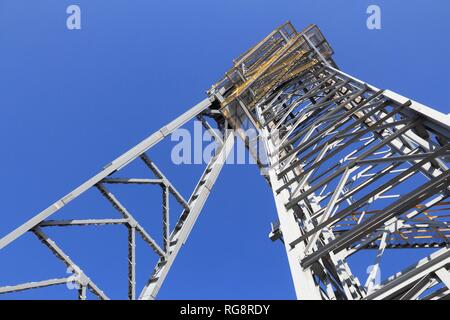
<box><xmin>0</xmin><ymin>97</ymin><xmax>222</xmax><ymax>299</ymax></box>
<box><xmin>139</xmin><ymin>132</ymin><xmax>235</xmax><ymax>300</ymax></box>
<box><xmin>0</xmin><ymin>97</ymin><xmax>213</xmax><ymax>251</ymax></box>
<box><xmin>0</xmin><ymin>278</ymin><xmax>69</xmax><ymax>294</ymax></box>
<box><xmin>1</xmin><ymin>23</ymin><xmax>449</xmax><ymax>300</ymax></box>
<box><xmin>251</xmin><ymin>59</ymin><xmax>450</xmax><ymax>299</ymax></box>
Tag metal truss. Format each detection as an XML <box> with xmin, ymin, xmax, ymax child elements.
<box><xmin>0</xmin><ymin>97</ymin><xmax>235</xmax><ymax>299</ymax></box>
<box><xmin>212</xmin><ymin>22</ymin><xmax>450</xmax><ymax>300</ymax></box>
<box><xmin>1</xmin><ymin>21</ymin><xmax>449</xmax><ymax>300</ymax></box>
<box><xmin>255</xmin><ymin>66</ymin><xmax>450</xmax><ymax>299</ymax></box>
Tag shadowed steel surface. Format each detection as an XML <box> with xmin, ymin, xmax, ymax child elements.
<box><xmin>1</xmin><ymin>22</ymin><xmax>449</xmax><ymax>300</ymax></box>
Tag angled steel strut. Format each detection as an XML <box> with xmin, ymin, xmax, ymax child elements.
<box><xmin>1</xmin><ymin>22</ymin><xmax>450</xmax><ymax>300</ymax></box>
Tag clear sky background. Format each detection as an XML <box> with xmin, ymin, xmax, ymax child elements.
<box><xmin>0</xmin><ymin>0</ymin><xmax>449</xmax><ymax>299</ymax></box>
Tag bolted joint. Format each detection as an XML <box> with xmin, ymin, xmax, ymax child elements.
<box><xmin>269</xmin><ymin>221</ymin><xmax>282</xmax><ymax>242</ymax></box>
<box><xmin>128</xmin><ymin>217</ymin><xmax>138</xmax><ymax>228</ymax></box>
<box><xmin>78</xmin><ymin>273</ymin><xmax>90</xmax><ymax>287</ymax></box>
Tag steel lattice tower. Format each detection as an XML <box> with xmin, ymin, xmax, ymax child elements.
<box><xmin>1</xmin><ymin>22</ymin><xmax>450</xmax><ymax>300</ymax></box>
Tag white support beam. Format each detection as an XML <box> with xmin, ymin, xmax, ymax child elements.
<box><xmin>139</xmin><ymin>131</ymin><xmax>235</xmax><ymax>300</ymax></box>
<box><xmin>0</xmin><ymin>97</ymin><xmax>213</xmax><ymax>250</ymax></box>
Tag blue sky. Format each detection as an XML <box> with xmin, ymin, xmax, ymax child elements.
<box><xmin>0</xmin><ymin>0</ymin><xmax>449</xmax><ymax>299</ymax></box>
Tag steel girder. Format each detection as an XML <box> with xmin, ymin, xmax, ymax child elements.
<box><xmin>1</xmin><ymin>22</ymin><xmax>450</xmax><ymax>300</ymax></box>
<box><xmin>211</xmin><ymin>22</ymin><xmax>450</xmax><ymax>300</ymax></box>
<box><xmin>0</xmin><ymin>97</ymin><xmax>235</xmax><ymax>299</ymax></box>
<box><xmin>252</xmin><ymin>63</ymin><xmax>450</xmax><ymax>299</ymax></box>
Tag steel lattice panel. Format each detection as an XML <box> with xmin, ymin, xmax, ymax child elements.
<box><xmin>1</xmin><ymin>22</ymin><xmax>449</xmax><ymax>300</ymax></box>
